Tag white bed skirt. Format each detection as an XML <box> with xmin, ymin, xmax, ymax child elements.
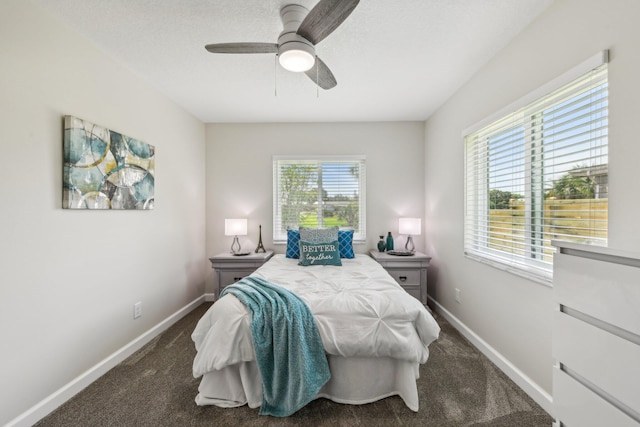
<box><xmin>195</xmin><ymin>355</ymin><xmax>422</xmax><ymax>412</ymax></box>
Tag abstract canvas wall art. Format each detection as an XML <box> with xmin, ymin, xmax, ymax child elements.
<box><xmin>63</xmin><ymin>116</ymin><xmax>155</xmax><ymax>209</ymax></box>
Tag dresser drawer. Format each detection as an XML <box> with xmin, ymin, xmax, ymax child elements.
<box><xmin>553</xmin><ymin>311</ymin><xmax>640</xmax><ymax>414</ymax></box>
<box><xmin>386</xmin><ymin>269</ymin><xmax>421</xmax><ymax>285</ymax></box>
<box><xmin>553</xmin><ymin>367</ymin><xmax>638</xmax><ymax>427</ymax></box>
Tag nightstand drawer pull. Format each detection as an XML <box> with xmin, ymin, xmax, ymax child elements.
<box><xmin>388</xmin><ymin>270</ymin><xmax>420</xmax><ymax>285</ymax></box>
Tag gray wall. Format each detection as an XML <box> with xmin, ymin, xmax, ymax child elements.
<box><xmin>205</xmin><ymin>122</ymin><xmax>426</xmax><ymax>295</ymax></box>
<box><xmin>0</xmin><ymin>1</ymin><xmax>207</xmax><ymax>425</ymax></box>
<box><xmin>424</xmin><ymin>0</ymin><xmax>640</xmax><ymax>412</ymax></box>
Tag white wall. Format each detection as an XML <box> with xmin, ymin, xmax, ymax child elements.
<box><xmin>424</xmin><ymin>0</ymin><xmax>640</xmax><ymax>410</ymax></box>
<box><xmin>205</xmin><ymin>122</ymin><xmax>425</xmax><ymax>294</ymax></box>
<box><xmin>0</xmin><ymin>1</ymin><xmax>207</xmax><ymax>425</ymax></box>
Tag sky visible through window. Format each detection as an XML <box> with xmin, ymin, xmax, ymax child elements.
<box><xmin>487</xmin><ymin>82</ymin><xmax>608</xmax><ymax>197</ymax></box>
<box><xmin>320</xmin><ymin>162</ymin><xmax>360</xmax><ymax>198</ymax></box>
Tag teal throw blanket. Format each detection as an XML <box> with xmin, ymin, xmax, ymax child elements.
<box><xmin>221</xmin><ymin>276</ymin><xmax>330</xmax><ymax>416</ymax></box>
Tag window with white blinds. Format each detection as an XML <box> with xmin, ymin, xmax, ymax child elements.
<box><xmin>273</xmin><ymin>155</ymin><xmax>366</xmax><ymax>243</ymax></box>
<box><xmin>464</xmin><ymin>56</ymin><xmax>608</xmax><ymax>280</ymax></box>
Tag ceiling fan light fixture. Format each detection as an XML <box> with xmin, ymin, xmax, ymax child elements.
<box><xmin>204</xmin><ymin>0</ymin><xmax>360</xmax><ymax>89</ymax></box>
<box><xmin>278</xmin><ymin>41</ymin><xmax>315</xmax><ymax>72</ymax></box>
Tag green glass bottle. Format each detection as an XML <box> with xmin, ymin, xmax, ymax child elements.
<box><xmin>377</xmin><ymin>235</ymin><xmax>386</xmax><ymax>252</ymax></box>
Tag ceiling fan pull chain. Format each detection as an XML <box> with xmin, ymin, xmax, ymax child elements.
<box><xmin>316</xmin><ymin>55</ymin><xmax>319</xmax><ymax>98</ymax></box>
<box><xmin>274</xmin><ymin>54</ymin><xmax>278</xmax><ymax>97</ymax></box>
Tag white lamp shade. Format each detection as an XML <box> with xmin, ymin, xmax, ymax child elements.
<box><xmin>399</xmin><ymin>218</ymin><xmax>421</xmax><ymax>235</ymax></box>
<box><xmin>225</xmin><ymin>219</ymin><xmax>247</xmax><ymax>236</ymax></box>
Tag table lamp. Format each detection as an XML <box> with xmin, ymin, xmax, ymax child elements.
<box><xmin>225</xmin><ymin>218</ymin><xmax>247</xmax><ymax>254</ymax></box>
<box><xmin>399</xmin><ymin>218</ymin><xmax>421</xmax><ymax>252</ymax></box>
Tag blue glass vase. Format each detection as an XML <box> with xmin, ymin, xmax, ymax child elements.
<box><xmin>386</xmin><ymin>232</ymin><xmax>394</xmax><ymax>251</ymax></box>
<box><xmin>377</xmin><ymin>235</ymin><xmax>386</xmax><ymax>252</ymax></box>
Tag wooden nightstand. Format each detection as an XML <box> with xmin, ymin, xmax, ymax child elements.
<box><xmin>369</xmin><ymin>250</ymin><xmax>431</xmax><ymax>304</ymax></box>
<box><xmin>209</xmin><ymin>250</ymin><xmax>274</xmax><ymax>299</ymax></box>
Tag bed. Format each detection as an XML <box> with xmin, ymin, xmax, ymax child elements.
<box><xmin>191</xmin><ymin>253</ymin><xmax>440</xmax><ymax>415</ymax></box>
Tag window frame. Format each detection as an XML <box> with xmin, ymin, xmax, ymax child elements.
<box><xmin>272</xmin><ymin>155</ymin><xmax>366</xmax><ymax>244</ymax></box>
<box><xmin>463</xmin><ymin>52</ymin><xmax>609</xmax><ymax>283</ymax></box>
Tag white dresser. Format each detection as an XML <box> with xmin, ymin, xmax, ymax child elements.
<box><xmin>552</xmin><ymin>241</ymin><xmax>640</xmax><ymax>427</ymax></box>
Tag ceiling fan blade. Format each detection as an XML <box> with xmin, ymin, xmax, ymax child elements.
<box><xmin>205</xmin><ymin>42</ymin><xmax>278</xmax><ymax>54</ymax></box>
<box><xmin>305</xmin><ymin>56</ymin><xmax>337</xmax><ymax>90</ymax></box>
<box><xmin>297</xmin><ymin>0</ymin><xmax>359</xmax><ymax>45</ymax></box>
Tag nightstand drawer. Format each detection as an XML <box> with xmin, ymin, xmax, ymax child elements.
<box><xmin>401</xmin><ymin>284</ymin><xmax>421</xmax><ymax>300</ymax></box>
<box><xmin>386</xmin><ymin>269</ymin><xmax>421</xmax><ymax>286</ymax></box>
<box><xmin>369</xmin><ymin>250</ymin><xmax>431</xmax><ymax>305</ymax></box>
<box><xmin>209</xmin><ymin>250</ymin><xmax>274</xmax><ymax>299</ymax></box>
<box><xmin>219</xmin><ymin>270</ymin><xmax>253</xmax><ymax>287</ymax></box>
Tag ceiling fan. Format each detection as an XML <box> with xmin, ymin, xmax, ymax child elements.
<box><xmin>204</xmin><ymin>0</ymin><xmax>360</xmax><ymax>90</ymax></box>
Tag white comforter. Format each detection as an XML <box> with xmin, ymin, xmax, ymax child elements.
<box><xmin>192</xmin><ymin>254</ymin><xmax>440</xmax><ymax>378</ymax></box>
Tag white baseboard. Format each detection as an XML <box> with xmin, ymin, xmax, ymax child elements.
<box><xmin>6</xmin><ymin>295</ymin><xmax>205</xmax><ymax>427</ymax></box>
<box><xmin>429</xmin><ymin>297</ymin><xmax>555</xmax><ymax>418</ymax></box>
<box><xmin>204</xmin><ymin>292</ymin><xmax>216</xmax><ymax>302</ymax></box>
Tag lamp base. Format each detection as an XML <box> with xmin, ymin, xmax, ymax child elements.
<box><xmin>404</xmin><ymin>236</ymin><xmax>415</xmax><ymax>252</ymax></box>
<box><xmin>230</xmin><ymin>235</ymin><xmax>241</xmax><ymax>254</ymax></box>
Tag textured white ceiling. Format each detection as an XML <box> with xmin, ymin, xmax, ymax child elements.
<box><xmin>32</xmin><ymin>0</ymin><xmax>554</xmax><ymax>123</ymax></box>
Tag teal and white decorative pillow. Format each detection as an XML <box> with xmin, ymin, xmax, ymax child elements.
<box><xmin>300</xmin><ymin>226</ymin><xmax>339</xmax><ymax>244</ymax></box>
<box><xmin>298</xmin><ymin>240</ymin><xmax>342</xmax><ymax>266</ymax></box>
<box><xmin>287</xmin><ymin>227</ymin><xmax>354</xmax><ymax>259</ymax></box>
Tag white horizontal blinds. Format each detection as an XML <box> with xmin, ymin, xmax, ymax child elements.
<box><xmin>319</xmin><ymin>160</ymin><xmax>366</xmax><ymax>238</ymax></box>
<box><xmin>465</xmin><ymin>113</ymin><xmax>533</xmax><ymax>271</ymax></box>
<box><xmin>273</xmin><ymin>156</ymin><xmax>366</xmax><ymax>243</ymax></box>
<box><xmin>464</xmin><ymin>61</ymin><xmax>608</xmax><ymax>277</ymax></box>
<box><xmin>274</xmin><ymin>160</ymin><xmax>319</xmax><ymax>236</ymax></box>
<box><xmin>534</xmin><ymin>65</ymin><xmax>608</xmax><ymax>253</ymax></box>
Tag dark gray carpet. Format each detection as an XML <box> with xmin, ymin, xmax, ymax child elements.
<box><xmin>36</xmin><ymin>303</ymin><xmax>552</xmax><ymax>426</ymax></box>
